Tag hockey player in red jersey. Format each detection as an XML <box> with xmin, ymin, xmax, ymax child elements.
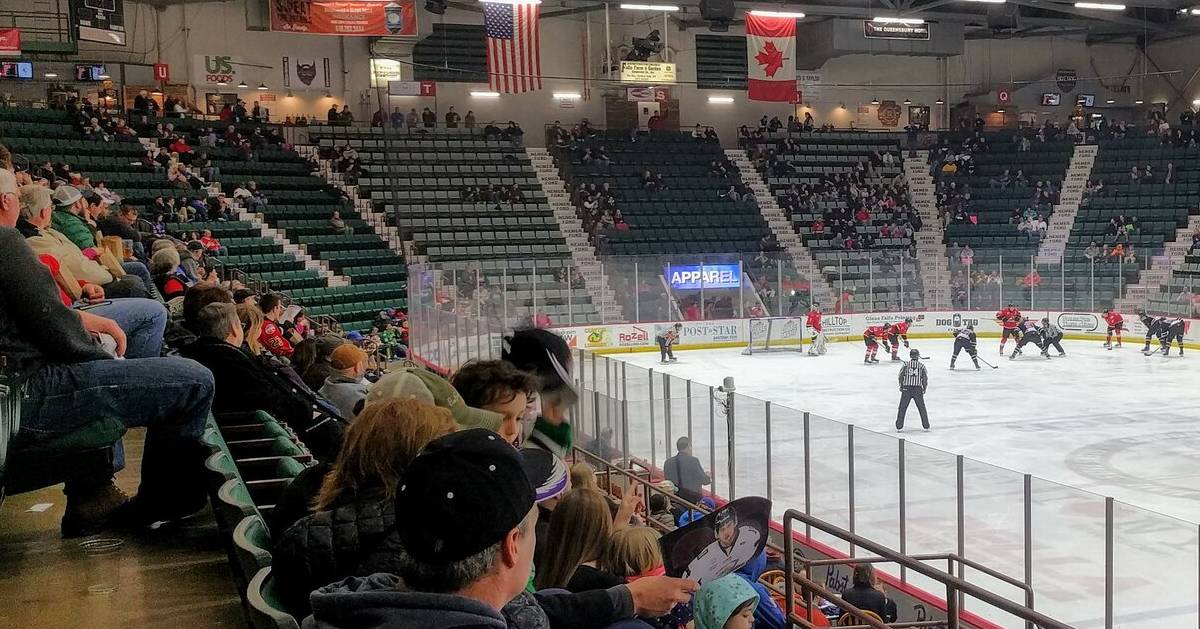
<box><xmin>1102</xmin><ymin>309</ymin><xmax>1124</xmax><ymax>350</ymax></box>
<box><xmin>887</xmin><ymin>317</ymin><xmax>914</xmax><ymax>361</ymax></box>
<box><xmin>995</xmin><ymin>304</ymin><xmax>1023</xmax><ymax>354</ymax></box>
<box><xmin>863</xmin><ymin>323</ymin><xmax>891</xmax><ymax>364</ymax></box>
<box><xmin>806</xmin><ymin>305</ymin><xmax>825</xmax><ymax>356</ymax></box>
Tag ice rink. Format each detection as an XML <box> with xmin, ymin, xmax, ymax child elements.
<box><xmin>608</xmin><ymin>337</ymin><xmax>1200</xmax><ymax>628</ymax></box>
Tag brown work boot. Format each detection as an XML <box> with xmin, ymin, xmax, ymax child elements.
<box><xmin>61</xmin><ymin>481</ymin><xmax>132</xmax><ymax>539</ymax></box>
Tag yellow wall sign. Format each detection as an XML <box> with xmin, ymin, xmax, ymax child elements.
<box><xmin>620</xmin><ymin>61</ymin><xmax>676</xmax><ymax>84</ymax></box>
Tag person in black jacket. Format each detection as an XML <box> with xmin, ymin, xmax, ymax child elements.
<box><xmin>178</xmin><ymin>300</ymin><xmax>343</xmax><ymax>459</ymax></box>
<box><xmin>838</xmin><ymin>564</ymin><xmax>897</xmax><ymax>623</ymax></box>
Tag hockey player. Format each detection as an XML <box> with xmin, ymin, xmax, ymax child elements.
<box><xmin>888</xmin><ymin>317</ymin><xmax>914</xmax><ymax>361</ymax></box>
<box><xmin>656</xmin><ymin>322</ymin><xmax>682</xmax><ymax>363</ymax></box>
<box><xmin>1139</xmin><ymin>311</ymin><xmax>1186</xmax><ymax>356</ymax></box>
<box><xmin>806</xmin><ymin>305</ymin><xmax>826</xmax><ymax>356</ymax></box>
<box><xmin>1101</xmin><ymin>309</ymin><xmax>1124</xmax><ymax>350</ymax></box>
<box><xmin>1009</xmin><ymin>318</ymin><xmax>1047</xmax><ymax>360</ymax></box>
<box><xmin>1039</xmin><ymin>317</ymin><xmax>1065</xmax><ymax>357</ymax></box>
<box><xmin>995</xmin><ymin>304</ymin><xmax>1023</xmax><ymax>355</ymax></box>
<box><xmin>863</xmin><ymin>323</ymin><xmax>891</xmax><ymax>364</ymax></box>
<box><xmin>949</xmin><ymin>324</ymin><xmax>981</xmax><ymax>370</ymax></box>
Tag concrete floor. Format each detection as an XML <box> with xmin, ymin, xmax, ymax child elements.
<box><xmin>0</xmin><ymin>429</ymin><xmax>244</xmax><ymax>629</ymax></box>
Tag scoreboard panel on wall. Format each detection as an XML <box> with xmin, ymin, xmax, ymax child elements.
<box><xmin>72</xmin><ymin>0</ymin><xmax>127</xmax><ymax>46</ymax></box>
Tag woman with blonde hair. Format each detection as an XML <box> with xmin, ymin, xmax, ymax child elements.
<box><xmin>236</xmin><ymin>302</ymin><xmax>265</xmax><ymax>356</ymax></box>
<box><xmin>272</xmin><ymin>397</ymin><xmax>457</xmax><ymax>614</ymax></box>
<box><xmin>535</xmin><ymin>488</ymin><xmax>623</xmax><ymax>592</ymax></box>
<box><xmin>571</xmin><ymin>461</ymin><xmax>600</xmax><ymax>492</ymax></box>
<box><xmin>604</xmin><ymin>526</ymin><xmax>665</xmax><ymax>581</ymax></box>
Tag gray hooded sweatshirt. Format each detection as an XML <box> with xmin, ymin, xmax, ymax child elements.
<box><xmin>304</xmin><ymin>573</ymin><xmax>508</xmax><ymax>629</ymax></box>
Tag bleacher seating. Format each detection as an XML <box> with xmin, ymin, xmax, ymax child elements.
<box><xmin>744</xmin><ymin>130</ymin><xmax>924</xmax><ymax>311</ymax></box>
<box><xmin>311</xmin><ymin>125</ymin><xmax>601</xmax><ymax>325</ymax></box>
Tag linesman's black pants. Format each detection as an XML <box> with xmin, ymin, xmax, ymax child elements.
<box><xmin>1042</xmin><ymin>338</ymin><xmax>1065</xmax><ymax>354</ymax></box>
<box><xmin>896</xmin><ymin>386</ymin><xmax>929</xmax><ymax>430</ymax></box>
<box><xmin>657</xmin><ymin>337</ymin><xmax>674</xmax><ymax>361</ymax></box>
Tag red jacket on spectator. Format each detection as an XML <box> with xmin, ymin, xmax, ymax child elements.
<box><xmin>37</xmin><ymin>254</ymin><xmax>78</xmax><ymax>307</ymax></box>
<box><xmin>169</xmin><ymin>138</ymin><xmax>192</xmax><ymax>154</ymax></box>
<box><xmin>684</xmin><ymin>303</ymin><xmax>701</xmax><ymax>320</ymax></box>
<box><xmin>260</xmin><ymin>320</ymin><xmax>294</xmax><ymax>357</ymax></box>
<box><xmin>200</xmin><ymin>235</ymin><xmax>222</xmax><ymax>251</ymax></box>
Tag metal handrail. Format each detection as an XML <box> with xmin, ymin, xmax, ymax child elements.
<box><xmin>571</xmin><ymin>447</ymin><xmax>1040</xmax><ymax>629</ymax></box>
<box><xmin>783</xmin><ymin>509</ymin><xmax>1073</xmax><ymax>629</ymax></box>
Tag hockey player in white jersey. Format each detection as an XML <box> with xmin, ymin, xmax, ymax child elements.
<box><xmin>949</xmin><ymin>324</ymin><xmax>981</xmax><ymax>370</ymax></box>
<box><xmin>682</xmin><ymin>507</ymin><xmax>762</xmax><ymax>584</ymax></box>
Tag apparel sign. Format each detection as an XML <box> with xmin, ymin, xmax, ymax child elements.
<box><xmin>665</xmin><ymin>264</ymin><xmax>741</xmax><ymax>290</ymax></box>
<box><xmin>269</xmin><ymin>0</ymin><xmax>417</xmax><ymax>36</ymax></box>
<box><xmin>619</xmin><ymin>61</ymin><xmax>676</xmax><ymax>84</ymax></box>
<box><xmin>797</xmin><ymin>71</ymin><xmax>822</xmax><ymax>103</ymax></box>
<box><xmin>1056</xmin><ymin>68</ymin><xmax>1077</xmax><ymax>93</ymax></box>
<box><xmin>863</xmin><ymin>20</ymin><xmax>929</xmax><ymax>40</ymax></box>
<box><xmin>282</xmin><ymin>56</ymin><xmax>332</xmax><ymax>90</ymax></box>
<box><xmin>73</xmin><ymin>0</ymin><xmax>126</xmax><ymax>45</ymax></box>
<box><xmin>0</xmin><ymin>29</ymin><xmax>20</xmax><ymax>56</ymax></box>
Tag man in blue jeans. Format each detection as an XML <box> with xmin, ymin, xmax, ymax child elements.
<box><xmin>0</xmin><ymin>167</ymin><xmax>215</xmax><ymax>537</ymax></box>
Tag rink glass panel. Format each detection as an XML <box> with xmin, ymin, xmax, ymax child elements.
<box><xmin>406</xmin><ymin>250</ymin><xmax>1200</xmax><ymax>628</ymax></box>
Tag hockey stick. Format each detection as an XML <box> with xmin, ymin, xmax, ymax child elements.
<box><xmin>975</xmin><ymin>354</ymin><xmax>1000</xmax><ymax>370</ymax></box>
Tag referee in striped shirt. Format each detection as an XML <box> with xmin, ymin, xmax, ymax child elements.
<box><xmin>896</xmin><ymin>349</ymin><xmax>930</xmax><ymax>431</ymax></box>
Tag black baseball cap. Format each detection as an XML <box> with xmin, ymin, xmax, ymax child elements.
<box><xmin>395</xmin><ymin>429</ymin><xmax>535</xmax><ymax>563</ymax></box>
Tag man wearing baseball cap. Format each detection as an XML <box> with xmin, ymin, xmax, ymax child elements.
<box><xmin>318</xmin><ymin>343</ymin><xmax>370</xmax><ymax>420</ymax></box>
<box><xmin>366</xmin><ymin>367</ymin><xmax>506</xmax><ymax>433</ymax></box>
<box><xmin>306</xmin><ymin>428</ymin><xmax>700</xmax><ymax>628</ymax></box>
<box><xmin>49</xmin><ymin>184</ymin><xmax>95</xmax><ymax>251</ymax></box>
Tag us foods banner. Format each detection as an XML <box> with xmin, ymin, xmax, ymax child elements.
<box><xmin>269</xmin><ymin>0</ymin><xmax>417</xmax><ymax>36</ymax></box>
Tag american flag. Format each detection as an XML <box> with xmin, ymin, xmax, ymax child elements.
<box><xmin>484</xmin><ymin>2</ymin><xmax>542</xmax><ymax>93</ymax></box>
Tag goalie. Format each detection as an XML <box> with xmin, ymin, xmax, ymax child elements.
<box><xmin>656</xmin><ymin>322</ymin><xmax>682</xmax><ymax>364</ymax></box>
<box><xmin>806</xmin><ymin>305</ymin><xmax>826</xmax><ymax>356</ymax></box>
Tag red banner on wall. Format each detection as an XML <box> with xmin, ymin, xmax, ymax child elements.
<box><xmin>0</xmin><ymin>29</ymin><xmax>20</xmax><ymax>56</ymax></box>
<box><xmin>153</xmin><ymin>63</ymin><xmax>170</xmax><ymax>82</ymax></box>
<box><xmin>745</xmin><ymin>14</ymin><xmax>796</xmax><ymax>102</ymax></box>
<box><xmin>269</xmin><ymin>0</ymin><xmax>416</xmax><ymax>36</ymax></box>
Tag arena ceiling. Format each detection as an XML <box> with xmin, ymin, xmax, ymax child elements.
<box><xmin>139</xmin><ymin>0</ymin><xmax>1200</xmax><ymax>40</ymax></box>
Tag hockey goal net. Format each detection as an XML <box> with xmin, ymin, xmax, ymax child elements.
<box><xmin>743</xmin><ymin>316</ymin><xmax>805</xmax><ymax>354</ymax></box>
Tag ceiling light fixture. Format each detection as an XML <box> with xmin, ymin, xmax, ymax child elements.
<box><xmin>1135</xmin><ymin>99</ymin><xmax>1144</xmax><ymax>104</ymax></box>
<box><xmin>871</xmin><ymin>96</ymin><xmax>881</xmax><ymax>105</ymax></box>
<box><xmin>1105</xmin><ymin>98</ymin><xmax>1114</xmax><ymax>104</ymax></box>
<box><xmin>1192</xmin><ymin>7</ymin><xmax>1200</xmax><ymax>14</ymax></box>
<box><xmin>257</xmin><ymin>83</ymin><xmax>268</xmax><ymax>90</ymax></box>
<box><xmin>1074</xmin><ymin>2</ymin><xmax>1125</xmax><ymax>10</ymax></box>
<box><xmin>620</xmin><ymin>3</ymin><xmax>680</xmax><ymax>10</ymax></box>
<box><xmin>708</xmin><ymin>96</ymin><xmax>735</xmax><ymax>103</ymax></box>
<box><xmin>471</xmin><ymin>90</ymin><xmax>501</xmax><ymax>98</ymax></box>
<box><xmin>749</xmin><ymin>9</ymin><xmax>806</xmax><ymax>17</ymax></box>
<box><xmin>996</xmin><ymin>108</ymin><xmax>1005</xmax><ymax>113</ymax></box>
<box><xmin>871</xmin><ymin>16</ymin><xmax>925</xmax><ymax>24</ymax></box>
<box><xmin>237</xmin><ymin>80</ymin><xmax>248</xmax><ymax>88</ymax></box>
<box><xmin>553</xmin><ymin>92</ymin><xmax>582</xmax><ymax>99</ymax></box>
<box><xmin>216</xmin><ymin>81</ymin><xmax>228</xmax><ymax>86</ymax></box>
<box><xmin>44</xmin><ymin>72</ymin><xmax>58</xmax><ymax>78</ymax></box>
<box><xmin>903</xmin><ymin>98</ymin><xmax>912</xmax><ymax>105</ymax></box>
<box><xmin>935</xmin><ymin>97</ymin><xmax>945</xmax><ymax>105</ymax></box>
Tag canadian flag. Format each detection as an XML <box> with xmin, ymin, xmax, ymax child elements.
<box><xmin>746</xmin><ymin>14</ymin><xmax>796</xmax><ymax>102</ymax></box>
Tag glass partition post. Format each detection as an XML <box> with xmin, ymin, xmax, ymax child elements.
<box><xmin>738</xmin><ymin>259</ymin><xmax>745</xmax><ymax>318</ymax></box>
<box><xmin>502</xmin><ymin>268</ymin><xmax>509</xmax><ymax>328</ymax></box>
<box><xmin>647</xmin><ymin>368</ymin><xmax>656</xmax><ymax>467</ymax></box>
<box><xmin>1119</xmin><ymin>254</ymin><xmax>1125</xmax><ymax>302</ymax></box>
<box><xmin>868</xmin><ymin>255</ymin><xmax>874</xmax><ymax>311</ymax></box>
<box><xmin>475</xmin><ymin>269</ymin><xmax>482</xmax><ymax>319</ymax></box>
<box><xmin>699</xmin><ymin>257</ymin><xmax>706</xmax><ymax>321</ymax></box>
<box><xmin>900</xmin><ymin>255</ymin><xmax>905</xmax><ymax>311</ymax></box>
<box><xmin>967</xmin><ymin>258</ymin><xmax>972</xmax><ymax>310</ymax></box>
<box><xmin>1030</xmin><ymin>254</ymin><xmax>1036</xmax><ymax>311</ymax></box>
<box><xmin>999</xmin><ymin>254</ymin><xmax>1004</xmax><ymax>307</ymax></box>
<box><xmin>776</xmin><ymin>259</ymin><xmax>784</xmax><ymax>317</ymax></box>
<box><xmin>566</xmin><ymin>266</ymin><xmax>573</xmax><ymax>325</ymax></box>
<box><xmin>530</xmin><ymin>262</ymin><xmax>540</xmax><ymax>326</ymax></box>
<box><xmin>1060</xmin><ymin>255</ymin><xmax>1066</xmax><ymax>311</ymax></box>
<box><xmin>838</xmin><ymin>255</ymin><xmax>845</xmax><ymax>312</ymax></box>
<box><xmin>1090</xmin><ymin>257</ymin><xmax>1096</xmax><ymax>312</ymax></box>
<box><xmin>634</xmin><ymin>261</ymin><xmax>641</xmax><ymax>323</ymax></box>
<box><xmin>709</xmin><ymin>386</ymin><xmax>717</xmax><ymax>497</ymax></box>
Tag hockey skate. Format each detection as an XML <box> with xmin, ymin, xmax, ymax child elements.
<box><xmin>1104</xmin><ymin>342</ymin><xmax>1112</xmax><ymax>350</ymax></box>
<box><xmin>1009</xmin><ymin>349</ymin><xmax>1021</xmax><ymax>360</ymax></box>
<box><xmin>974</xmin><ymin>361</ymin><xmax>981</xmax><ymax>370</ymax></box>
<box><xmin>669</xmin><ymin>357</ymin><xmax>678</xmax><ymax>362</ymax></box>
<box><xmin>891</xmin><ymin>356</ymin><xmax>902</xmax><ymax>362</ymax></box>
<box><xmin>949</xmin><ymin>360</ymin><xmax>956</xmax><ymax>370</ymax></box>
<box><xmin>870</xmin><ymin>356</ymin><xmax>880</xmax><ymax>363</ymax></box>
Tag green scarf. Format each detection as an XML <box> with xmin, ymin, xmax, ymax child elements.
<box><xmin>531</xmin><ymin>417</ymin><xmax>573</xmax><ymax>457</ymax></box>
